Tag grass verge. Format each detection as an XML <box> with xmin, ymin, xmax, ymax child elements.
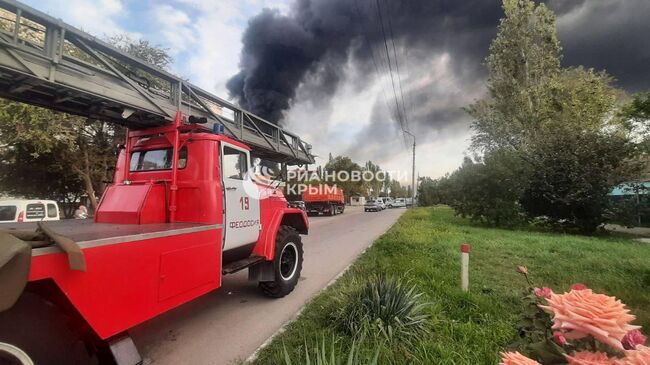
<box><xmin>251</xmin><ymin>206</ymin><xmax>650</xmax><ymax>364</ymax></box>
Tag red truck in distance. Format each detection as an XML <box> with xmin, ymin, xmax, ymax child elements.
<box><xmin>0</xmin><ymin>1</ymin><xmax>315</xmax><ymax>364</ymax></box>
<box><xmin>302</xmin><ymin>185</ymin><xmax>345</xmax><ymax>216</ymax></box>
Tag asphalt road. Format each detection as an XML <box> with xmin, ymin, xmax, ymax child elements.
<box><xmin>130</xmin><ymin>205</ymin><xmax>405</xmax><ymax>365</ymax></box>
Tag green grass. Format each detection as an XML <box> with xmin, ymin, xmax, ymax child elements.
<box><xmin>252</xmin><ymin>206</ymin><xmax>650</xmax><ymax>364</ymax></box>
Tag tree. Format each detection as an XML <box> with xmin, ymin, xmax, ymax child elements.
<box><xmin>517</xmin><ymin>69</ymin><xmax>643</xmax><ymax>232</ymax></box>
<box><xmin>0</xmin><ymin>35</ymin><xmax>173</xmax><ymax>211</ymax></box>
<box><xmin>621</xmin><ymin>92</ymin><xmax>650</xmax><ymax>172</ymax></box>
<box><xmin>623</xmin><ymin>92</ymin><xmax>650</xmax><ymax>126</ymax></box>
<box><xmin>447</xmin><ymin>152</ymin><xmax>527</xmax><ymax>226</ymax></box>
<box><xmin>324</xmin><ymin>156</ymin><xmax>365</xmax><ymax>201</ymax></box>
<box><xmin>521</xmin><ymin>130</ymin><xmax>641</xmax><ymax>231</ymax></box>
<box><xmin>0</xmin><ymin>101</ymin><xmax>122</xmax><ymax>210</ymax></box>
<box><xmin>417</xmin><ymin>175</ymin><xmax>452</xmax><ymax>206</ymax></box>
<box><xmin>461</xmin><ymin>0</ymin><xmax>645</xmax><ymax>232</ymax></box>
<box><xmin>363</xmin><ymin>161</ymin><xmax>383</xmax><ymax>197</ymax></box>
<box><xmin>468</xmin><ymin>0</ymin><xmax>561</xmax><ymax>153</ymax></box>
<box><xmin>388</xmin><ymin>178</ymin><xmax>408</xmax><ymax>198</ymax></box>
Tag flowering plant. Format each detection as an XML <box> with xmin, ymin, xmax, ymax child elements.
<box><xmin>500</xmin><ymin>266</ymin><xmax>648</xmax><ymax>365</ymax></box>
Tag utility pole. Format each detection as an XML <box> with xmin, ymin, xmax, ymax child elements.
<box><xmin>404</xmin><ymin>131</ymin><xmax>416</xmax><ymax>207</ymax></box>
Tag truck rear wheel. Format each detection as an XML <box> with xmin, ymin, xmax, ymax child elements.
<box><xmin>0</xmin><ymin>292</ymin><xmax>99</xmax><ymax>365</ymax></box>
<box><xmin>259</xmin><ymin>226</ymin><xmax>303</xmax><ymax>298</ymax></box>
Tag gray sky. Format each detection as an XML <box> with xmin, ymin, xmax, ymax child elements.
<box><xmin>22</xmin><ymin>0</ymin><xmax>650</xmax><ymax>184</ymax></box>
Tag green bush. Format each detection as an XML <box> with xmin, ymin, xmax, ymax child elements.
<box><xmin>333</xmin><ymin>275</ymin><xmax>429</xmax><ymax>343</ymax></box>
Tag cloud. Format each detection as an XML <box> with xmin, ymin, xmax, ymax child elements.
<box><xmin>152</xmin><ymin>5</ymin><xmax>193</xmax><ymax>54</ymax></box>
<box><xmin>26</xmin><ymin>0</ymin><xmax>129</xmax><ymax>37</ymax></box>
<box><xmin>151</xmin><ymin>0</ymin><xmax>292</xmax><ymax>96</ymax></box>
<box><xmin>226</xmin><ymin>0</ymin><xmax>501</xmax><ymax>125</ymax></box>
<box><xmin>283</xmin><ymin>52</ymin><xmax>480</xmax><ymax>181</ymax></box>
<box><xmin>554</xmin><ymin>0</ymin><xmax>650</xmax><ymax>92</ymax></box>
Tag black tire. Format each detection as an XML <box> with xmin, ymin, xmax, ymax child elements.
<box><xmin>259</xmin><ymin>226</ymin><xmax>304</xmax><ymax>298</ymax></box>
<box><xmin>340</xmin><ymin>205</ymin><xmax>345</xmax><ymax>214</ymax></box>
<box><xmin>0</xmin><ymin>292</ymin><xmax>100</xmax><ymax>365</ymax></box>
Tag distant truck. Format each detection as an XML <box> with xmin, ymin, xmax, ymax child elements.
<box><xmin>302</xmin><ymin>185</ymin><xmax>345</xmax><ymax>216</ymax></box>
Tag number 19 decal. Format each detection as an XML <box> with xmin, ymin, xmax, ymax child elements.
<box><xmin>239</xmin><ymin>196</ymin><xmax>250</xmax><ymax>210</ymax></box>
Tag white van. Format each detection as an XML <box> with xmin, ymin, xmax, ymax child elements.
<box><xmin>0</xmin><ymin>200</ymin><xmax>60</xmax><ymax>223</ymax></box>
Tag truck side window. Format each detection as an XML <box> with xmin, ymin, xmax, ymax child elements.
<box><xmin>47</xmin><ymin>203</ymin><xmax>58</xmax><ymax>218</ymax></box>
<box><xmin>26</xmin><ymin>203</ymin><xmax>45</xmax><ymax>219</ymax></box>
<box><xmin>222</xmin><ymin>146</ymin><xmax>248</xmax><ymax>180</ymax></box>
<box><xmin>0</xmin><ymin>206</ymin><xmax>16</xmax><ymax>221</ymax></box>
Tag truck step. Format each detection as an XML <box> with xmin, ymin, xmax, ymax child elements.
<box><xmin>222</xmin><ymin>255</ymin><xmax>265</xmax><ymax>275</ymax></box>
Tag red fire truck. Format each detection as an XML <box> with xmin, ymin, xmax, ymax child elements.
<box><xmin>0</xmin><ymin>1</ymin><xmax>314</xmax><ymax>364</ymax></box>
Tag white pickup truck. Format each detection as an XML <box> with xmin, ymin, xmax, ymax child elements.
<box><xmin>0</xmin><ymin>200</ymin><xmax>60</xmax><ymax>223</ymax></box>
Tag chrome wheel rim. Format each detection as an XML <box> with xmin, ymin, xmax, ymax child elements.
<box><xmin>0</xmin><ymin>343</ymin><xmax>34</xmax><ymax>365</ymax></box>
<box><xmin>279</xmin><ymin>242</ymin><xmax>298</xmax><ymax>281</ymax></box>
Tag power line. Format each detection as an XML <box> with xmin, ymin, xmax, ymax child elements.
<box><xmin>353</xmin><ymin>0</ymin><xmax>408</xmax><ymax>150</ymax></box>
<box><xmin>377</xmin><ymin>0</ymin><xmax>415</xmax><ymax>201</ymax></box>
<box><xmin>374</xmin><ymin>0</ymin><xmax>406</xmax><ymax>133</ymax></box>
<box><xmin>385</xmin><ymin>0</ymin><xmax>410</xmax><ymax>134</ymax></box>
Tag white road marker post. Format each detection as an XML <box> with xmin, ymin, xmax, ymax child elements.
<box><xmin>460</xmin><ymin>243</ymin><xmax>470</xmax><ymax>292</ymax></box>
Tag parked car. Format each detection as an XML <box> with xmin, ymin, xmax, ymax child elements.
<box><xmin>0</xmin><ymin>199</ymin><xmax>60</xmax><ymax>223</ymax></box>
<box><xmin>364</xmin><ymin>200</ymin><xmax>381</xmax><ymax>212</ymax></box>
<box><xmin>383</xmin><ymin>197</ymin><xmax>395</xmax><ymax>208</ymax></box>
<box><xmin>392</xmin><ymin>198</ymin><xmax>406</xmax><ymax>208</ymax></box>
<box><xmin>375</xmin><ymin>198</ymin><xmax>387</xmax><ymax>210</ymax></box>
<box><xmin>288</xmin><ymin>200</ymin><xmax>306</xmax><ymax>211</ymax></box>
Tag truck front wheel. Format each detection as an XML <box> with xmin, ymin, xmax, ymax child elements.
<box><xmin>259</xmin><ymin>226</ymin><xmax>303</xmax><ymax>298</ymax></box>
<box><xmin>0</xmin><ymin>292</ymin><xmax>99</xmax><ymax>365</ymax></box>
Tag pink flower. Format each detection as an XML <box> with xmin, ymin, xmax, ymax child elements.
<box><xmin>616</xmin><ymin>345</ymin><xmax>650</xmax><ymax>364</ymax></box>
<box><xmin>622</xmin><ymin>330</ymin><xmax>647</xmax><ymax>350</ymax></box>
<box><xmin>499</xmin><ymin>352</ymin><xmax>541</xmax><ymax>365</ymax></box>
<box><xmin>540</xmin><ymin>289</ymin><xmax>641</xmax><ymax>351</ymax></box>
<box><xmin>534</xmin><ymin>287</ymin><xmax>553</xmax><ymax>299</ymax></box>
<box><xmin>553</xmin><ymin>331</ymin><xmax>567</xmax><ymax>346</ymax></box>
<box><xmin>565</xmin><ymin>351</ymin><xmax>616</xmax><ymax>365</ymax></box>
<box><xmin>571</xmin><ymin>283</ymin><xmax>588</xmax><ymax>291</ymax></box>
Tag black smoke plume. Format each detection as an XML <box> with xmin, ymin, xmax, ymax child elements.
<box><xmin>228</xmin><ymin>0</ymin><xmax>650</xmax><ymax>128</ymax></box>
<box><xmin>227</xmin><ymin>0</ymin><xmax>501</xmax><ymax>126</ymax></box>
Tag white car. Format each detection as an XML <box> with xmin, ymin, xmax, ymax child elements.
<box><xmin>375</xmin><ymin>198</ymin><xmax>387</xmax><ymax>210</ymax></box>
<box><xmin>392</xmin><ymin>198</ymin><xmax>406</xmax><ymax>208</ymax></box>
<box><xmin>0</xmin><ymin>199</ymin><xmax>60</xmax><ymax>223</ymax></box>
<box><xmin>384</xmin><ymin>197</ymin><xmax>395</xmax><ymax>208</ymax></box>
<box><xmin>364</xmin><ymin>200</ymin><xmax>381</xmax><ymax>212</ymax></box>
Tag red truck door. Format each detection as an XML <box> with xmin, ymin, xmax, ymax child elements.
<box><xmin>220</xmin><ymin>143</ymin><xmax>261</xmax><ymax>252</ymax></box>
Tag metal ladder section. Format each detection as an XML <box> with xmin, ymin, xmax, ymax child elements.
<box><xmin>0</xmin><ymin>0</ymin><xmax>314</xmax><ymax>165</ymax></box>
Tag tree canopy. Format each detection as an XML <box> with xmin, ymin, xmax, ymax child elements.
<box><xmin>0</xmin><ymin>35</ymin><xmax>173</xmax><ymax>213</ymax></box>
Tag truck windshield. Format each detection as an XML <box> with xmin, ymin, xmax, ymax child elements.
<box><xmin>130</xmin><ymin>147</ymin><xmax>187</xmax><ymax>171</ymax></box>
<box><xmin>0</xmin><ymin>206</ymin><xmax>16</xmax><ymax>221</ymax></box>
